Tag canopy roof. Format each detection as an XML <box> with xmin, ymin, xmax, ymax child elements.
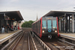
<box><xmin>0</xmin><ymin>11</ymin><xmax>23</xmax><ymax>21</ymax></box>
<box><xmin>43</xmin><ymin>11</ymin><xmax>75</xmax><ymax>17</ymax></box>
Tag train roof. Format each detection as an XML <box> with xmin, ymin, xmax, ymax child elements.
<box><xmin>43</xmin><ymin>11</ymin><xmax>75</xmax><ymax>17</ymax></box>
<box><xmin>32</xmin><ymin>18</ymin><xmax>41</xmax><ymax>25</ymax></box>
<box><xmin>0</xmin><ymin>11</ymin><xmax>23</xmax><ymax>21</ymax></box>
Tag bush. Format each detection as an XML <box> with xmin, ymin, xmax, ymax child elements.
<box><xmin>21</xmin><ymin>20</ymin><xmax>34</xmax><ymax>28</ymax></box>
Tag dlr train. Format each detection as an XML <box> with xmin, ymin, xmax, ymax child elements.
<box><xmin>32</xmin><ymin>16</ymin><xmax>59</xmax><ymax>39</ymax></box>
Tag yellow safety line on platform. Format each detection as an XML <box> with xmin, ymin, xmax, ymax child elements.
<box><xmin>0</xmin><ymin>34</ymin><xmax>10</xmax><ymax>39</ymax></box>
<box><xmin>59</xmin><ymin>33</ymin><xmax>75</xmax><ymax>38</ymax></box>
<box><xmin>0</xmin><ymin>30</ymin><xmax>19</xmax><ymax>40</ymax></box>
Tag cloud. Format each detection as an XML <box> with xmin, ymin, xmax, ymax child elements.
<box><xmin>10</xmin><ymin>0</ymin><xmax>19</xmax><ymax>2</ymax></box>
<box><xmin>0</xmin><ymin>0</ymin><xmax>75</xmax><ymax>21</ymax></box>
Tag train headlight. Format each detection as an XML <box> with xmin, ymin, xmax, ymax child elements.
<box><xmin>42</xmin><ymin>30</ymin><xmax>45</xmax><ymax>33</ymax></box>
<box><xmin>55</xmin><ymin>30</ymin><xmax>57</xmax><ymax>33</ymax></box>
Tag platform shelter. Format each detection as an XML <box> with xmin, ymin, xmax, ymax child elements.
<box><xmin>0</xmin><ymin>11</ymin><xmax>23</xmax><ymax>33</ymax></box>
<box><xmin>43</xmin><ymin>11</ymin><xmax>75</xmax><ymax>33</ymax></box>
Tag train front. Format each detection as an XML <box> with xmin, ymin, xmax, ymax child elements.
<box><xmin>42</xmin><ymin>17</ymin><xmax>58</xmax><ymax>39</ymax></box>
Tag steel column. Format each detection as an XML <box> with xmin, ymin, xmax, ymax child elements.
<box><xmin>69</xmin><ymin>16</ymin><xmax>70</xmax><ymax>32</ymax></box>
<box><xmin>72</xmin><ymin>14</ymin><xmax>74</xmax><ymax>33</ymax></box>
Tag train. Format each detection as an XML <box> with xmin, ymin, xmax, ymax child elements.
<box><xmin>32</xmin><ymin>16</ymin><xmax>59</xmax><ymax>39</ymax></box>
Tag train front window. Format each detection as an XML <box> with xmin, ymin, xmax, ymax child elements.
<box><xmin>53</xmin><ymin>20</ymin><xmax>57</xmax><ymax>28</ymax></box>
<box><xmin>48</xmin><ymin>20</ymin><xmax>51</xmax><ymax>29</ymax></box>
<box><xmin>42</xmin><ymin>20</ymin><xmax>46</xmax><ymax>29</ymax></box>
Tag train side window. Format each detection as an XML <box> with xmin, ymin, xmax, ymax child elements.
<box><xmin>39</xmin><ymin>20</ymin><xmax>41</xmax><ymax>34</ymax></box>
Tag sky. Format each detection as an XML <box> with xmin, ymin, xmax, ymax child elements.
<box><xmin>0</xmin><ymin>0</ymin><xmax>75</xmax><ymax>21</ymax></box>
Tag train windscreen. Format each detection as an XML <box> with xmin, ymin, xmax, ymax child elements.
<box><xmin>53</xmin><ymin>20</ymin><xmax>57</xmax><ymax>29</ymax></box>
<box><xmin>48</xmin><ymin>20</ymin><xmax>51</xmax><ymax>29</ymax></box>
<box><xmin>42</xmin><ymin>17</ymin><xmax>57</xmax><ymax>29</ymax></box>
<box><xmin>42</xmin><ymin>20</ymin><xmax>46</xmax><ymax>29</ymax></box>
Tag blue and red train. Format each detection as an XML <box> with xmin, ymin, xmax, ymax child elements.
<box><xmin>32</xmin><ymin>16</ymin><xmax>59</xmax><ymax>39</ymax></box>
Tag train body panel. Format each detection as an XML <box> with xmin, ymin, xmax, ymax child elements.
<box><xmin>40</xmin><ymin>17</ymin><xmax>42</xmax><ymax>38</ymax></box>
<box><xmin>32</xmin><ymin>16</ymin><xmax>59</xmax><ymax>38</ymax></box>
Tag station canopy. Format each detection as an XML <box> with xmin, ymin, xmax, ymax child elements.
<box><xmin>43</xmin><ymin>11</ymin><xmax>75</xmax><ymax>17</ymax></box>
<box><xmin>0</xmin><ymin>11</ymin><xmax>23</xmax><ymax>21</ymax></box>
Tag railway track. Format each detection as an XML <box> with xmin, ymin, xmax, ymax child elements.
<box><xmin>1</xmin><ymin>31</ymin><xmax>23</xmax><ymax>50</ymax></box>
<box><xmin>7</xmin><ymin>30</ymin><xmax>44</xmax><ymax>50</ymax></box>
<box><xmin>42</xmin><ymin>37</ymin><xmax>75</xmax><ymax>50</ymax></box>
<box><xmin>1</xmin><ymin>29</ymin><xmax>34</xmax><ymax>50</ymax></box>
<box><xmin>31</xmin><ymin>32</ymin><xmax>75</xmax><ymax>50</ymax></box>
<box><xmin>44</xmin><ymin>39</ymin><xmax>74</xmax><ymax>50</ymax></box>
<box><xmin>1</xmin><ymin>29</ymin><xmax>75</xmax><ymax>50</ymax></box>
<box><xmin>12</xmin><ymin>32</ymin><xmax>30</xmax><ymax>50</ymax></box>
<box><xmin>4</xmin><ymin>31</ymin><xmax>33</xmax><ymax>50</ymax></box>
<box><xmin>31</xmin><ymin>32</ymin><xmax>51</xmax><ymax>50</ymax></box>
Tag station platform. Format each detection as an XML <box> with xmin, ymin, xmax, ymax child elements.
<box><xmin>0</xmin><ymin>30</ymin><xmax>22</xmax><ymax>45</ymax></box>
<box><xmin>59</xmin><ymin>33</ymin><xmax>75</xmax><ymax>41</ymax></box>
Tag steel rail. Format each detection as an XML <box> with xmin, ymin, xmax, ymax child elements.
<box><xmin>59</xmin><ymin>39</ymin><xmax>75</xmax><ymax>46</ymax></box>
<box><xmin>31</xmin><ymin>32</ymin><xmax>51</xmax><ymax>50</ymax></box>
<box><xmin>1</xmin><ymin>31</ymin><xmax>22</xmax><ymax>50</ymax></box>
<box><xmin>28</xmin><ymin>36</ymin><xmax>30</xmax><ymax>50</ymax></box>
<box><xmin>30</xmin><ymin>32</ymin><xmax>38</xmax><ymax>50</ymax></box>
<box><xmin>11</xmin><ymin>33</ymin><xmax>24</xmax><ymax>50</ymax></box>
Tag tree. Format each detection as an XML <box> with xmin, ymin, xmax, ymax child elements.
<box><xmin>21</xmin><ymin>20</ymin><xmax>34</xmax><ymax>28</ymax></box>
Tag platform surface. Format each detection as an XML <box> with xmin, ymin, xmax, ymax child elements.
<box><xmin>59</xmin><ymin>33</ymin><xmax>75</xmax><ymax>40</ymax></box>
<box><xmin>0</xmin><ymin>30</ymin><xmax>22</xmax><ymax>45</ymax></box>
<box><xmin>0</xmin><ymin>30</ymin><xmax>19</xmax><ymax>39</ymax></box>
